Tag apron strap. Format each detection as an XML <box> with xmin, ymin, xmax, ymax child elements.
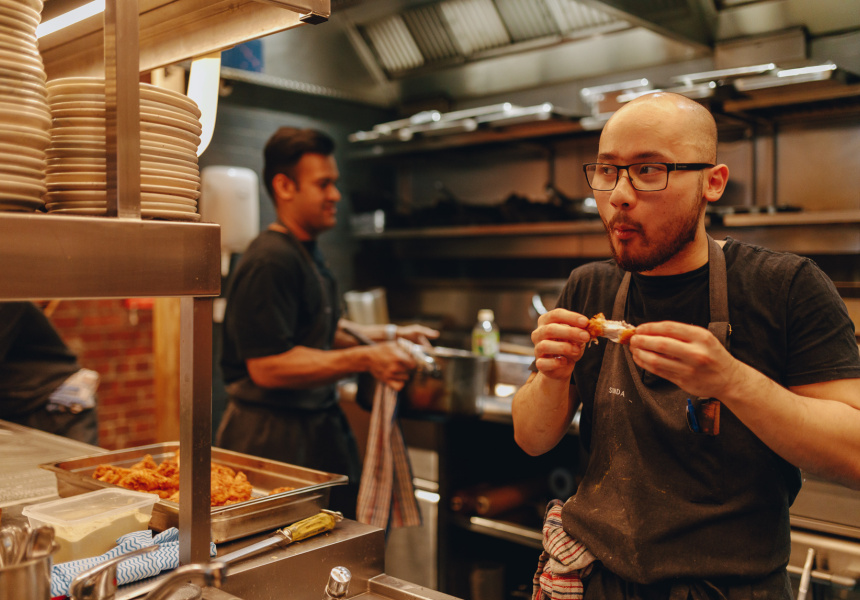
<box><xmin>611</xmin><ymin>236</ymin><xmax>731</xmax><ymax>350</ymax></box>
<box><xmin>706</xmin><ymin>235</ymin><xmax>731</xmax><ymax>349</ymax></box>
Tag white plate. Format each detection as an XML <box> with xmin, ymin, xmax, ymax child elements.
<box><xmin>0</xmin><ymin>6</ymin><xmax>40</xmax><ymax>31</ymax></box>
<box><xmin>140</xmin><ymin>121</ymin><xmax>201</xmax><ymax>147</ymax></box>
<box><xmin>141</xmin><ymin>173</ymin><xmax>199</xmax><ymax>191</ymax></box>
<box><xmin>0</xmin><ymin>75</ymin><xmax>46</xmax><ymax>98</ymax></box>
<box><xmin>0</xmin><ymin>141</ymin><xmax>45</xmax><ymax>159</ymax></box>
<box><xmin>48</xmin><ymin>99</ymin><xmax>105</xmax><ymax>111</ymax></box>
<box><xmin>50</xmin><ymin>126</ymin><xmax>106</xmax><ymax>138</ymax></box>
<box><xmin>139</xmin><ymin>183</ymin><xmax>199</xmax><ymax>199</ymax></box>
<box><xmin>139</xmin><ymin>131</ymin><xmax>198</xmax><ymax>153</ymax></box>
<box><xmin>45</xmin><ymin>171</ymin><xmax>105</xmax><ymax>185</ymax></box>
<box><xmin>0</xmin><ymin>38</ymin><xmax>39</xmax><ymax>59</ymax></box>
<box><xmin>46</xmin><ymin>80</ymin><xmax>104</xmax><ymax>95</ymax></box>
<box><xmin>0</xmin><ymin>164</ymin><xmax>44</xmax><ymax>180</ymax></box>
<box><xmin>44</xmin><ymin>189</ymin><xmax>104</xmax><ymax>202</ymax></box>
<box><xmin>141</xmin><ymin>106</ymin><xmax>202</xmax><ymax>136</ymax></box>
<box><xmin>45</xmin><ymin>200</ymin><xmax>196</xmax><ymax>212</ymax></box>
<box><xmin>45</xmin><ymin>147</ymin><xmax>106</xmax><ymax>160</ymax></box>
<box><xmin>0</xmin><ymin>46</ymin><xmax>42</xmax><ymax>68</ymax></box>
<box><xmin>0</xmin><ymin>127</ymin><xmax>50</xmax><ymax>151</ymax></box>
<box><xmin>138</xmin><ymin>98</ymin><xmax>197</xmax><ymax>121</ymax></box>
<box><xmin>0</xmin><ymin>105</ymin><xmax>51</xmax><ymax>130</ymax></box>
<box><xmin>0</xmin><ymin>149</ymin><xmax>45</xmax><ymax>169</ymax></box>
<box><xmin>140</xmin><ymin>160</ymin><xmax>199</xmax><ymax>178</ymax></box>
<box><xmin>0</xmin><ymin>59</ymin><xmax>45</xmax><ymax>82</ymax></box>
<box><xmin>51</xmin><ymin>116</ymin><xmax>105</xmax><ymax>129</ymax></box>
<box><xmin>0</xmin><ymin>197</ymin><xmax>43</xmax><ymax>211</ymax></box>
<box><xmin>0</xmin><ymin>177</ymin><xmax>46</xmax><ymax>198</ymax></box>
<box><xmin>140</xmin><ymin>142</ymin><xmax>197</xmax><ymax>164</ymax></box>
<box><xmin>140</xmin><ymin>83</ymin><xmax>201</xmax><ymax>118</ymax></box>
<box><xmin>141</xmin><ymin>166</ymin><xmax>200</xmax><ymax>182</ymax></box>
<box><xmin>0</xmin><ymin>0</ymin><xmax>43</xmax><ymax>15</ymax></box>
<box><xmin>45</xmin><ymin>93</ymin><xmax>104</xmax><ymax>105</ymax></box>
<box><xmin>48</xmin><ymin>206</ymin><xmax>201</xmax><ymax>221</ymax></box>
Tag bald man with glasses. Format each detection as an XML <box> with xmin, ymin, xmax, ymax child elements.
<box><xmin>513</xmin><ymin>92</ymin><xmax>860</xmax><ymax>599</ymax></box>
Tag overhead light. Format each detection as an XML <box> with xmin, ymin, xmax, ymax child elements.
<box><xmin>36</xmin><ymin>0</ymin><xmax>106</xmax><ymax>38</ymax></box>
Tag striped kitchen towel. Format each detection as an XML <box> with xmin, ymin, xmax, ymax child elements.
<box><xmin>356</xmin><ymin>381</ymin><xmax>421</xmax><ymax>531</ymax></box>
<box><xmin>532</xmin><ymin>499</ymin><xmax>596</xmax><ymax>600</ymax></box>
<box><xmin>51</xmin><ymin>527</ymin><xmax>216</xmax><ymax>598</ymax></box>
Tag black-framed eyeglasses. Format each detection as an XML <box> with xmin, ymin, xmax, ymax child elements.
<box><xmin>583</xmin><ymin>162</ymin><xmax>715</xmax><ymax>192</ymax></box>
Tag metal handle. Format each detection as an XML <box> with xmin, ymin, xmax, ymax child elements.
<box><xmin>796</xmin><ymin>547</ymin><xmax>815</xmax><ymax>600</ymax></box>
<box><xmin>786</xmin><ymin>562</ymin><xmax>858</xmax><ymax>590</ymax></box>
<box><xmin>69</xmin><ymin>544</ymin><xmax>160</xmax><ymax>600</ymax></box>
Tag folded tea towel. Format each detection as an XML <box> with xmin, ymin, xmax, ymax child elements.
<box><xmin>532</xmin><ymin>499</ymin><xmax>596</xmax><ymax>600</ymax></box>
<box><xmin>356</xmin><ymin>381</ymin><xmax>421</xmax><ymax>531</ymax></box>
<box><xmin>51</xmin><ymin>527</ymin><xmax>216</xmax><ymax>598</ymax></box>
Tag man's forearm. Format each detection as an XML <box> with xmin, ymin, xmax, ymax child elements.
<box><xmin>512</xmin><ymin>372</ymin><xmax>578</xmax><ymax>456</ymax></box>
<box><xmin>247</xmin><ymin>345</ymin><xmax>370</xmax><ymax>389</ymax></box>
<box><xmin>718</xmin><ymin>364</ymin><xmax>860</xmax><ymax>488</ymax></box>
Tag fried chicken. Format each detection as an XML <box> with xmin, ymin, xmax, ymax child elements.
<box><xmin>587</xmin><ymin>312</ymin><xmax>637</xmax><ymax>345</ymax></box>
<box><xmin>92</xmin><ymin>453</ymin><xmax>254</xmax><ymax>506</ymax></box>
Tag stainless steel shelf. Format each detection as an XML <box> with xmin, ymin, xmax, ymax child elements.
<box><xmin>0</xmin><ymin>213</ymin><xmax>220</xmax><ymax>300</ymax></box>
<box><xmin>355</xmin><ymin>216</ymin><xmax>860</xmax><ymax>259</ymax></box>
<box><xmin>451</xmin><ymin>515</ymin><xmax>543</xmax><ymax>550</ymax></box>
<box><xmin>40</xmin><ymin>0</ymin><xmax>330</xmax><ymax>79</ymax></box>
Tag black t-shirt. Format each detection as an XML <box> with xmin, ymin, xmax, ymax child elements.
<box><xmin>0</xmin><ymin>302</ymin><xmax>80</xmax><ymax>418</ymax></box>
<box><xmin>220</xmin><ymin>230</ymin><xmax>341</xmax><ymax>411</ymax></box>
<box><xmin>557</xmin><ymin>237</ymin><xmax>860</xmax><ymax>451</ymax></box>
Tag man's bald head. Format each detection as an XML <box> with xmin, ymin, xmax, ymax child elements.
<box><xmin>604</xmin><ymin>92</ymin><xmax>718</xmax><ymax>163</ymax></box>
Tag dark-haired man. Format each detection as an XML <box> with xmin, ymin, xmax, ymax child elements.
<box><xmin>513</xmin><ymin>92</ymin><xmax>860</xmax><ymax>598</ymax></box>
<box><xmin>216</xmin><ymin>127</ymin><xmax>437</xmax><ymax>517</ymax></box>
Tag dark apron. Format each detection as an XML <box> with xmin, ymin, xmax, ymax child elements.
<box><xmin>224</xmin><ymin>226</ymin><xmax>336</xmax><ymax>409</ymax></box>
<box><xmin>563</xmin><ymin>237</ymin><xmax>793</xmax><ymax>598</ymax></box>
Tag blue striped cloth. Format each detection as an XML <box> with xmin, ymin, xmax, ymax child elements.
<box><xmin>51</xmin><ymin>528</ymin><xmax>216</xmax><ymax>598</ymax></box>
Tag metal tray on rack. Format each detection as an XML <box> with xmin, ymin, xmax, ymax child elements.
<box><xmin>39</xmin><ymin>442</ymin><xmax>348</xmax><ymax>543</ymax></box>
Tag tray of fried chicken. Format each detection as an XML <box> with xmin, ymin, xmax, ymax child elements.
<box><xmin>39</xmin><ymin>442</ymin><xmax>347</xmax><ymax>543</ymax></box>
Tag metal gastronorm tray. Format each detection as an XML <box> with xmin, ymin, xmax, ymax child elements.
<box><xmin>39</xmin><ymin>442</ymin><xmax>348</xmax><ymax>543</ymax></box>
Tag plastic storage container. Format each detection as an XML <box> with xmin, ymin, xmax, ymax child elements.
<box><xmin>22</xmin><ymin>489</ymin><xmax>159</xmax><ymax>563</ymax></box>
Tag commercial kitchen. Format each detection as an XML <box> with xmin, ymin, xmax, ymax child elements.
<box><xmin>1</xmin><ymin>0</ymin><xmax>859</xmax><ymax>598</ymax></box>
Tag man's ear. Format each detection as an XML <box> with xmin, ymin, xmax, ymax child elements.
<box><xmin>271</xmin><ymin>173</ymin><xmax>295</xmax><ymax>200</ymax></box>
<box><xmin>704</xmin><ymin>163</ymin><xmax>730</xmax><ymax>204</ymax></box>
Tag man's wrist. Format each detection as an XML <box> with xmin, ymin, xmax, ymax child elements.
<box><xmin>385</xmin><ymin>324</ymin><xmax>398</xmax><ymax>340</ymax></box>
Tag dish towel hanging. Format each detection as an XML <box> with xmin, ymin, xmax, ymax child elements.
<box><xmin>356</xmin><ymin>381</ymin><xmax>421</xmax><ymax>531</ymax></box>
<box><xmin>51</xmin><ymin>527</ymin><xmax>216</xmax><ymax>598</ymax></box>
<box><xmin>532</xmin><ymin>499</ymin><xmax>596</xmax><ymax>600</ymax></box>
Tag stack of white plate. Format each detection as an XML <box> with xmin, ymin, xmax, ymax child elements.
<box><xmin>0</xmin><ymin>0</ymin><xmax>50</xmax><ymax>212</ymax></box>
<box><xmin>45</xmin><ymin>76</ymin><xmax>203</xmax><ymax>221</ymax></box>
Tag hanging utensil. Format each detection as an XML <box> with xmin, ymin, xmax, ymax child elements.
<box><xmin>23</xmin><ymin>525</ymin><xmax>55</xmax><ymax>562</ymax></box>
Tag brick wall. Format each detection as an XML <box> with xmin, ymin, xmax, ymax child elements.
<box><xmin>48</xmin><ymin>299</ymin><xmax>157</xmax><ymax>450</ymax></box>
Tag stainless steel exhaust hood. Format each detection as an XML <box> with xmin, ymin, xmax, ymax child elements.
<box><xmin>251</xmin><ymin>0</ymin><xmax>860</xmax><ymax>108</ymax></box>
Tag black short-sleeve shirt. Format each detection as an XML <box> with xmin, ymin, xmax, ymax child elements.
<box><xmin>0</xmin><ymin>302</ymin><xmax>80</xmax><ymax>418</ymax></box>
<box><xmin>556</xmin><ymin>237</ymin><xmax>860</xmax><ymax>451</ymax></box>
<box><xmin>221</xmin><ymin>230</ymin><xmax>340</xmax><ymax>410</ymax></box>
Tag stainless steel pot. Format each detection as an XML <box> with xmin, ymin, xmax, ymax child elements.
<box><xmin>0</xmin><ymin>542</ymin><xmax>58</xmax><ymax>600</ymax></box>
<box><xmin>402</xmin><ymin>347</ymin><xmax>492</xmax><ymax>415</ymax></box>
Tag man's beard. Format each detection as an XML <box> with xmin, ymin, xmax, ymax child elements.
<box><xmin>604</xmin><ymin>181</ymin><xmax>707</xmax><ymax>273</ymax></box>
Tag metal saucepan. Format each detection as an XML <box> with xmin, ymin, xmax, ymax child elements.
<box><xmin>402</xmin><ymin>347</ymin><xmax>493</xmax><ymax>415</ymax></box>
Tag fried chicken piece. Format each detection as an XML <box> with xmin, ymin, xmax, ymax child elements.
<box><xmin>116</xmin><ymin>469</ymin><xmax>178</xmax><ymax>499</ymax></box>
<box><xmin>132</xmin><ymin>454</ymin><xmax>159</xmax><ymax>471</ymax></box>
<box><xmin>92</xmin><ymin>452</ymin><xmax>255</xmax><ymax>506</ymax></box>
<box><xmin>587</xmin><ymin>312</ymin><xmax>637</xmax><ymax>345</ymax></box>
<box><xmin>92</xmin><ymin>464</ymin><xmax>130</xmax><ymax>485</ymax></box>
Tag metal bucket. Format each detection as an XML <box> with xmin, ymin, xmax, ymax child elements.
<box><xmin>0</xmin><ymin>543</ymin><xmax>58</xmax><ymax>600</ymax></box>
<box><xmin>402</xmin><ymin>347</ymin><xmax>492</xmax><ymax>415</ymax></box>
